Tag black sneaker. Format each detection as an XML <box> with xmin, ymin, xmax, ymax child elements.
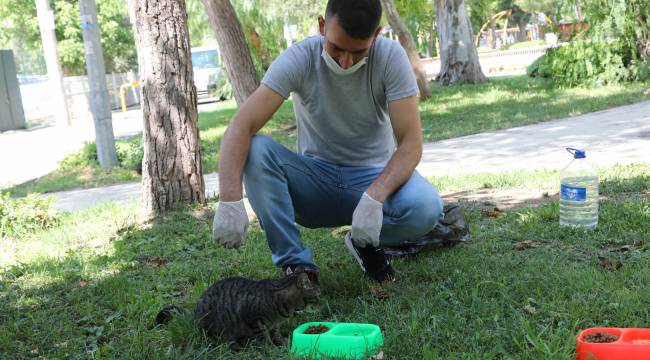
<box><xmin>283</xmin><ymin>264</ymin><xmax>320</xmax><ymax>285</ymax></box>
<box><xmin>344</xmin><ymin>232</ymin><xmax>395</xmax><ymax>283</ymax></box>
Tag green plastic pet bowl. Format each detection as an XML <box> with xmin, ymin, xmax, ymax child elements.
<box><xmin>291</xmin><ymin>321</ymin><xmax>383</xmax><ymax>359</ymax></box>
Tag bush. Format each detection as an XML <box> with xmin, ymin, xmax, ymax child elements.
<box><xmin>115</xmin><ymin>136</ymin><xmax>144</xmax><ymax>174</ymax></box>
<box><xmin>526</xmin><ymin>56</ymin><xmax>543</xmax><ymax>78</ymax></box>
<box><xmin>59</xmin><ymin>141</ymin><xmax>99</xmax><ymax>169</ymax></box>
<box><xmin>210</xmin><ymin>65</ymin><xmax>233</xmax><ymax>101</ymax></box>
<box><xmin>0</xmin><ymin>193</ymin><xmax>61</xmax><ymax>239</ymax></box>
<box><xmin>59</xmin><ymin>137</ymin><xmax>144</xmax><ymax>173</ymax></box>
<box><xmin>529</xmin><ymin>41</ymin><xmax>637</xmax><ymax>86</ymax></box>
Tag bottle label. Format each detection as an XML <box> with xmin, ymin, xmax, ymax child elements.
<box><xmin>561</xmin><ymin>184</ymin><xmax>586</xmax><ymax>201</ymax></box>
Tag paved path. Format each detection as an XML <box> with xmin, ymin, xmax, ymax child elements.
<box><xmin>418</xmin><ymin>100</ymin><xmax>650</xmax><ymax>176</ymax></box>
<box><xmin>11</xmin><ymin>100</ymin><xmax>650</xmax><ymax>212</ymax></box>
<box><xmin>0</xmin><ymin>107</ymin><xmax>144</xmax><ymax>189</ymax></box>
<box><xmin>0</xmin><ymin>99</ymin><xmax>221</xmax><ymax>189</ymax></box>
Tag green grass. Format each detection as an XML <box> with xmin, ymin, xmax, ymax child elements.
<box><xmin>6</xmin><ymin>75</ymin><xmax>650</xmax><ymax>196</ymax></box>
<box><xmin>419</xmin><ymin>76</ymin><xmax>650</xmax><ymax>142</ymax></box>
<box><xmin>7</xmin><ymin>166</ymin><xmax>140</xmax><ymax>197</ymax></box>
<box><xmin>501</xmin><ymin>40</ymin><xmax>548</xmax><ymax>51</ymax></box>
<box><xmin>428</xmin><ymin>162</ymin><xmax>650</xmax><ymax>195</ymax></box>
<box><xmin>2</xmin><ymin>163</ymin><xmax>649</xmax><ymax>359</ymax></box>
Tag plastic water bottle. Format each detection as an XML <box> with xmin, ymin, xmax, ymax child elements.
<box><xmin>560</xmin><ymin>148</ymin><xmax>599</xmax><ymax>228</ymax></box>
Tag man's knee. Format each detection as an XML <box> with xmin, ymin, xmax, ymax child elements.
<box><xmin>391</xmin><ymin>182</ymin><xmax>443</xmax><ymax>237</ymax></box>
<box><xmin>409</xmin><ymin>194</ymin><xmax>443</xmax><ymax>231</ymax></box>
<box><xmin>246</xmin><ymin>134</ymin><xmax>277</xmax><ymax>167</ymax></box>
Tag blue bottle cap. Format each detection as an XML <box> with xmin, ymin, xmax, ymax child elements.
<box><xmin>566</xmin><ymin>147</ymin><xmax>586</xmax><ymax>159</ymax></box>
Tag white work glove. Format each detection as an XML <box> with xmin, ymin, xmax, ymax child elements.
<box><xmin>212</xmin><ymin>199</ymin><xmax>249</xmax><ymax>249</ymax></box>
<box><xmin>351</xmin><ymin>192</ymin><xmax>384</xmax><ymax>248</ymax></box>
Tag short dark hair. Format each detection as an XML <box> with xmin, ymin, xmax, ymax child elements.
<box><xmin>325</xmin><ymin>0</ymin><xmax>382</xmax><ymax>39</ymax></box>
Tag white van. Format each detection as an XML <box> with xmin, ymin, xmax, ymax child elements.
<box><xmin>191</xmin><ymin>45</ymin><xmax>222</xmax><ymax>97</ymax></box>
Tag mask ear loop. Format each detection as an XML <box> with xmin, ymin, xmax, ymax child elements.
<box><xmin>566</xmin><ymin>148</ymin><xmax>579</xmax><ymax>156</ymax></box>
<box><xmin>368</xmin><ymin>37</ymin><xmax>377</xmax><ymax>106</ymax></box>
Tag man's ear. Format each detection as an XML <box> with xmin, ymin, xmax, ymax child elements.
<box><xmin>318</xmin><ymin>15</ymin><xmax>325</xmax><ymax>36</ymax></box>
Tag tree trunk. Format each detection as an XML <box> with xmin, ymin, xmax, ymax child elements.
<box><xmin>201</xmin><ymin>0</ymin><xmax>259</xmax><ymax>106</ymax></box>
<box><xmin>380</xmin><ymin>0</ymin><xmax>431</xmax><ymax>99</ymax></box>
<box><xmin>517</xmin><ymin>21</ymin><xmax>527</xmax><ymax>42</ymax></box>
<box><xmin>427</xmin><ymin>30</ymin><xmax>435</xmax><ymax>57</ymax></box>
<box><xmin>434</xmin><ymin>0</ymin><xmax>486</xmax><ymax>85</ymax></box>
<box><xmin>246</xmin><ymin>29</ymin><xmax>272</xmax><ymax>70</ymax></box>
<box><xmin>574</xmin><ymin>0</ymin><xmax>583</xmax><ymax>21</ymax></box>
<box><xmin>488</xmin><ymin>20</ymin><xmax>497</xmax><ymax>49</ymax></box>
<box><xmin>130</xmin><ymin>0</ymin><xmax>205</xmax><ymax>216</ymax></box>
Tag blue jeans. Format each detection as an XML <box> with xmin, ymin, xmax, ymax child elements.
<box><xmin>243</xmin><ymin>135</ymin><xmax>444</xmax><ymax>271</ymax></box>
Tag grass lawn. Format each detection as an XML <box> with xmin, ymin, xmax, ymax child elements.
<box><xmin>1</xmin><ymin>163</ymin><xmax>649</xmax><ymax>359</ymax></box>
<box><xmin>6</xmin><ymin>75</ymin><xmax>650</xmax><ymax>197</ymax></box>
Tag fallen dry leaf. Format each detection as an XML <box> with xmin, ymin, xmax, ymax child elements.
<box><xmin>330</xmin><ymin>226</ymin><xmax>351</xmax><ymax>237</ymax></box>
<box><xmin>326</xmin><ymin>260</ymin><xmax>341</xmax><ymax>269</ymax></box>
<box><xmin>607</xmin><ymin>245</ymin><xmax>633</xmax><ymax>252</ymax></box>
<box><xmin>598</xmin><ymin>256</ymin><xmax>623</xmax><ymax>271</ymax></box>
<box><xmin>282</xmin><ymin>124</ymin><xmax>297</xmax><ymax>132</ymax></box>
<box><xmin>523</xmin><ymin>304</ymin><xmax>537</xmax><ymax>314</ymax></box>
<box><xmin>147</xmin><ymin>256</ymin><xmax>169</xmax><ymax>267</ymax></box>
<box><xmin>368</xmin><ymin>285</ymin><xmax>391</xmax><ymax>300</ymax></box>
<box><xmin>516</xmin><ymin>240</ymin><xmax>540</xmax><ymax>251</ymax></box>
<box><xmin>481</xmin><ymin>206</ymin><xmax>505</xmax><ymax>218</ymax></box>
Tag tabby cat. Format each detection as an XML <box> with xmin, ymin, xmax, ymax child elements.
<box><xmin>156</xmin><ymin>270</ymin><xmax>320</xmax><ymax>348</ymax></box>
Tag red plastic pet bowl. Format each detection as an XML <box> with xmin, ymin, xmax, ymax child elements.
<box><xmin>576</xmin><ymin>327</ymin><xmax>650</xmax><ymax>360</ymax></box>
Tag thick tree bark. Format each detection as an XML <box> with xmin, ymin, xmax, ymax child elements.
<box><xmin>427</xmin><ymin>30</ymin><xmax>435</xmax><ymax>57</ymax></box>
<box><xmin>201</xmin><ymin>0</ymin><xmax>259</xmax><ymax>106</ymax></box>
<box><xmin>488</xmin><ymin>21</ymin><xmax>497</xmax><ymax>49</ymax></box>
<box><xmin>517</xmin><ymin>21</ymin><xmax>527</xmax><ymax>42</ymax></box>
<box><xmin>380</xmin><ymin>0</ymin><xmax>431</xmax><ymax>100</ymax></box>
<box><xmin>434</xmin><ymin>0</ymin><xmax>486</xmax><ymax>85</ymax></box>
<box><xmin>130</xmin><ymin>0</ymin><xmax>205</xmax><ymax>215</ymax></box>
<box><xmin>574</xmin><ymin>0</ymin><xmax>583</xmax><ymax>21</ymax></box>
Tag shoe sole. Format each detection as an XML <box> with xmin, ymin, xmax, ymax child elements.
<box><xmin>344</xmin><ymin>233</ymin><xmax>396</xmax><ymax>283</ymax></box>
<box><xmin>344</xmin><ymin>233</ymin><xmax>367</xmax><ymax>273</ymax></box>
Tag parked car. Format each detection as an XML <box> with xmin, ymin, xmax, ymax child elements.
<box><xmin>190</xmin><ymin>45</ymin><xmax>222</xmax><ymax>97</ymax></box>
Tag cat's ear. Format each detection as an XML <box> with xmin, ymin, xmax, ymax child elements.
<box><xmin>296</xmin><ymin>271</ymin><xmax>311</xmax><ymax>289</ymax></box>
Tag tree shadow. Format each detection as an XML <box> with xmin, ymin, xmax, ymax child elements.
<box><xmin>0</xmin><ymin>202</ymin><xmax>359</xmax><ymax>359</ymax></box>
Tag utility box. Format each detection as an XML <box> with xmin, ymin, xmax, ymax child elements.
<box><xmin>0</xmin><ymin>49</ymin><xmax>26</xmax><ymax>132</ymax></box>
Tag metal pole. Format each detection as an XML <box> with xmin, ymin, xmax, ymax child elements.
<box><xmin>35</xmin><ymin>0</ymin><xmax>71</xmax><ymax>127</ymax></box>
<box><xmin>80</xmin><ymin>0</ymin><xmax>117</xmax><ymax>168</ymax></box>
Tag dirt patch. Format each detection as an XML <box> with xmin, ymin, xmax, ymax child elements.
<box><xmin>304</xmin><ymin>325</ymin><xmax>330</xmax><ymax>334</ymax></box>
<box><xmin>441</xmin><ymin>188</ymin><xmax>556</xmax><ymax>210</ymax></box>
<box><xmin>583</xmin><ymin>332</ymin><xmax>619</xmax><ymax>343</ymax></box>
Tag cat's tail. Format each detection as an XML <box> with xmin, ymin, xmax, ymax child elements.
<box><xmin>155</xmin><ymin>305</ymin><xmax>189</xmax><ymax>325</ymax></box>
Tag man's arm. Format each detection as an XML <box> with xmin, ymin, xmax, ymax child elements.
<box><xmin>218</xmin><ymin>85</ymin><xmax>285</xmax><ymax>201</ymax></box>
<box><xmin>365</xmin><ymin>95</ymin><xmax>423</xmax><ymax>202</ymax></box>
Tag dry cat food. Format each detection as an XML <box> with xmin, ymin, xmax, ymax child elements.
<box><xmin>304</xmin><ymin>325</ymin><xmax>331</xmax><ymax>334</ymax></box>
<box><xmin>583</xmin><ymin>332</ymin><xmax>619</xmax><ymax>343</ymax></box>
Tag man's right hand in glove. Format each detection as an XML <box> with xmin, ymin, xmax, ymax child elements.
<box><xmin>212</xmin><ymin>199</ymin><xmax>249</xmax><ymax>248</ymax></box>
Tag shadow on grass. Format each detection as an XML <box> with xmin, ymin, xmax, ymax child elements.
<box><xmin>2</xmin><ymin>173</ymin><xmax>650</xmax><ymax>359</ymax></box>
<box><xmin>0</xmin><ymin>202</ymin><xmax>368</xmax><ymax>359</ymax></box>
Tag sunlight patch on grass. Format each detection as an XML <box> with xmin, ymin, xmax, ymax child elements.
<box><xmin>6</xmin><ymin>76</ymin><xmax>650</xmax><ymax>196</ymax></box>
<box><xmin>1</xmin><ymin>163</ymin><xmax>649</xmax><ymax>358</ymax></box>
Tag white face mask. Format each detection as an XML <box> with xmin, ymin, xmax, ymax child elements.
<box><xmin>321</xmin><ymin>48</ymin><xmax>367</xmax><ymax>75</ymax></box>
